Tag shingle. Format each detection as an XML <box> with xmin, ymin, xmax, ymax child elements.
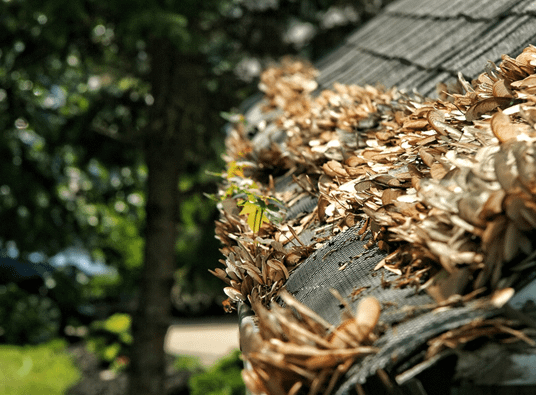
<box><xmin>459</xmin><ymin>19</ymin><xmax>536</xmax><ymax>77</ymax></box>
<box><xmin>310</xmin><ymin>1</ymin><xmax>536</xmax><ymax>104</ymax></box>
<box><xmin>350</xmin><ymin>17</ymin><xmax>490</xmax><ymax>73</ymax></box>
<box><xmin>330</xmin><ymin>52</ymin><xmax>389</xmax><ymax>86</ymax></box>
<box><xmin>356</xmin><ymin>58</ymin><xmax>412</xmax><ymax>88</ymax></box>
<box><xmin>384</xmin><ymin>0</ymin><xmax>526</xmax><ymax>19</ymax></box>
<box><xmin>461</xmin><ymin>0</ymin><xmax>525</xmax><ymax>19</ymax></box>
<box><xmin>315</xmin><ymin>48</ymin><xmax>404</xmax><ymax>90</ymax></box>
<box><xmin>412</xmin><ymin>0</ymin><xmax>469</xmax><ymax>18</ymax></box>
<box><xmin>316</xmin><ymin>43</ymin><xmax>362</xmax><ymax>81</ymax></box>
<box><xmin>442</xmin><ymin>15</ymin><xmax>536</xmax><ymax>77</ymax></box>
<box><xmin>344</xmin><ymin>14</ymin><xmax>390</xmax><ymax>45</ymax></box>
<box><xmin>374</xmin><ymin>61</ymin><xmax>422</xmax><ymax>89</ymax></box>
<box><xmin>396</xmin><ymin>68</ymin><xmax>437</xmax><ymax>92</ymax></box>
<box><xmin>386</xmin><ymin>0</ymin><xmax>472</xmax><ymax>18</ymax></box>
<box><xmin>317</xmin><ymin>50</ymin><xmax>376</xmax><ymax>88</ymax></box>
<box><xmin>411</xmin><ymin>19</ymin><xmax>489</xmax><ymax>69</ymax></box>
<box><xmin>321</xmin><ymin>53</ymin><xmax>428</xmax><ymax>93</ymax></box>
<box><xmin>512</xmin><ymin>0</ymin><xmax>536</xmax><ymax>13</ymax></box>
<box><xmin>346</xmin><ymin>14</ymin><xmax>416</xmax><ymax>47</ymax></box>
<box><xmin>355</xmin><ymin>17</ymin><xmax>489</xmax><ymax>71</ymax></box>
<box><xmin>314</xmin><ymin>42</ymin><xmax>354</xmax><ymax>71</ymax></box>
<box><xmin>384</xmin><ymin>0</ymin><xmax>426</xmax><ymax>14</ymax></box>
<box><xmin>360</xmin><ymin>18</ymin><xmax>437</xmax><ymax>60</ymax></box>
<box><xmin>390</xmin><ymin>19</ymin><xmax>470</xmax><ymax>68</ymax></box>
<box><xmin>414</xmin><ymin>71</ymin><xmax>454</xmax><ymax>98</ymax></box>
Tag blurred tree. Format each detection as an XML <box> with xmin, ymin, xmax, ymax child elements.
<box><xmin>0</xmin><ymin>0</ymin><xmax>385</xmax><ymax>393</ymax></box>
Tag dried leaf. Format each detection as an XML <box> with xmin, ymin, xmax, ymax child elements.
<box><xmin>403</xmin><ymin>118</ymin><xmax>429</xmax><ymax>130</ymax></box>
<box><xmin>491</xmin><ymin>110</ymin><xmax>519</xmax><ymax>143</ymax></box>
<box><xmin>416</xmin><ymin>135</ymin><xmax>437</xmax><ymax>146</ymax></box>
<box><xmin>216</xmin><ymin>48</ymin><xmax>536</xmax><ymax>393</ymax></box>
<box><xmin>208</xmin><ymin>268</ymin><xmax>232</xmax><ymax>284</ymax></box>
<box><xmin>479</xmin><ymin>189</ymin><xmax>505</xmax><ymax>220</ymax></box>
<box><xmin>222</xmin><ymin>198</ymin><xmax>241</xmax><ymax>216</ymax></box>
<box><xmin>355</xmin><ymin>296</ymin><xmax>381</xmax><ymax>340</ymax></box>
<box><xmin>457</xmin><ymin>192</ymin><xmax>488</xmax><ymax>228</ymax></box>
<box><xmin>323</xmin><ymin>160</ymin><xmax>348</xmax><ymax>178</ymax></box>
<box><xmin>430</xmin><ymin>162</ymin><xmax>449</xmax><ymax>180</ymax></box>
<box><xmin>425</xmin><ymin>268</ymin><xmax>471</xmax><ymax>303</ymax></box>
<box><xmin>503</xmin><ymin>194</ymin><xmax>536</xmax><ymax>230</ymax></box>
<box><xmin>224</xmin><ymin>286</ymin><xmax>245</xmax><ymax>301</ymax></box>
<box><xmin>354</xmin><ymin>180</ymin><xmax>375</xmax><ymax>192</ymax></box>
<box><xmin>419</xmin><ymin>147</ymin><xmax>435</xmax><ymax>167</ymax></box>
<box><xmin>345</xmin><ymin>156</ymin><xmax>365</xmax><ymax>167</ymax></box>
<box><xmin>242</xmin><ymin>368</ymin><xmax>267</xmax><ymax>395</ymax></box>
<box><xmin>302</xmin><ymin>347</ymin><xmax>377</xmax><ymax>370</ymax></box>
<box><xmin>490</xmin><ymin>287</ymin><xmax>514</xmax><ymax>308</ymax></box>
<box><xmin>465</xmin><ymin>97</ymin><xmax>512</xmax><ymax>122</ymax></box>
<box><xmin>426</xmin><ymin>110</ymin><xmax>462</xmax><ymax>138</ymax></box>
<box><xmin>492</xmin><ymin>79</ymin><xmax>513</xmax><ymax>98</ymax></box>
<box><xmin>381</xmin><ymin>188</ymin><xmax>403</xmax><ymax>205</ymax></box>
<box><xmin>511</xmin><ymin>74</ymin><xmax>536</xmax><ymax>93</ymax></box>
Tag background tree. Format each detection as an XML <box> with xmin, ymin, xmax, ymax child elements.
<box><xmin>0</xmin><ymin>0</ymin><xmax>386</xmax><ymax>393</ymax></box>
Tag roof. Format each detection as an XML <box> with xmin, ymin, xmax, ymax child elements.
<box><xmin>315</xmin><ymin>0</ymin><xmax>536</xmax><ymax>97</ymax></box>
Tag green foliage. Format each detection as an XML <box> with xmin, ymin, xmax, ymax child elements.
<box><xmin>188</xmin><ymin>349</ymin><xmax>245</xmax><ymax>395</ymax></box>
<box><xmin>0</xmin><ymin>283</ymin><xmax>61</xmax><ymax>345</ymax></box>
<box><xmin>0</xmin><ymin>0</ymin><xmax>234</xmax><ymax>312</ymax></box>
<box><xmin>83</xmin><ymin>272</ymin><xmax>121</xmax><ymax>300</ymax></box>
<box><xmin>86</xmin><ymin>313</ymin><xmax>132</xmax><ymax>372</ymax></box>
<box><xmin>0</xmin><ymin>0</ymin><xmax>377</xmax><ymax>324</ymax></box>
<box><xmin>208</xmin><ymin>159</ymin><xmax>282</xmax><ymax>234</ymax></box>
<box><xmin>102</xmin><ymin>313</ymin><xmax>131</xmax><ymax>335</ymax></box>
<box><xmin>173</xmin><ymin>354</ymin><xmax>203</xmax><ymax>372</ymax></box>
<box><xmin>0</xmin><ymin>339</ymin><xmax>80</xmax><ymax>395</ymax></box>
<box><xmin>0</xmin><ymin>0</ymin><xmax>150</xmax><ymax>293</ymax></box>
<box><xmin>238</xmin><ymin>194</ymin><xmax>273</xmax><ymax>233</ymax></box>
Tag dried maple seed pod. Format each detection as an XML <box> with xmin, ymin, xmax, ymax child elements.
<box><xmin>223</xmin><ymin>286</ymin><xmax>245</xmax><ymax>301</ymax></box>
<box><xmin>354</xmin><ymin>296</ymin><xmax>381</xmax><ymax>342</ymax></box>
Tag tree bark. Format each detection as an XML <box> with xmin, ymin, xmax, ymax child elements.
<box><xmin>129</xmin><ymin>137</ymin><xmax>180</xmax><ymax>394</ymax></box>
<box><xmin>128</xmin><ymin>36</ymin><xmax>206</xmax><ymax>395</ymax></box>
<box><xmin>128</xmin><ymin>38</ymin><xmax>184</xmax><ymax>395</ymax></box>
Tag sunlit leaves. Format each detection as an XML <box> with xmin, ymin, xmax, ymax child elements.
<box><xmin>238</xmin><ymin>197</ymin><xmax>272</xmax><ymax>233</ymax></box>
<box><xmin>213</xmin><ymin>157</ymin><xmax>282</xmax><ymax>233</ymax></box>
<box><xmin>227</xmin><ymin>160</ymin><xmax>245</xmax><ymax>178</ymax></box>
<box><xmin>238</xmin><ymin>199</ymin><xmax>269</xmax><ymax>233</ymax></box>
<box><xmin>102</xmin><ymin>313</ymin><xmax>131</xmax><ymax>335</ymax></box>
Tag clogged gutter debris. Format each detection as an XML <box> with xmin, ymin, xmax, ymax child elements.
<box><xmin>213</xmin><ymin>48</ymin><xmax>536</xmax><ymax>394</ymax></box>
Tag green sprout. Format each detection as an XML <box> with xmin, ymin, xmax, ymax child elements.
<box><xmin>206</xmin><ymin>159</ymin><xmax>282</xmax><ymax>234</ymax></box>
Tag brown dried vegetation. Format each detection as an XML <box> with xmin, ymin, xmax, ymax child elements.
<box><xmin>214</xmin><ymin>46</ymin><xmax>536</xmax><ymax>394</ymax></box>
<box><xmin>241</xmin><ymin>291</ymin><xmax>380</xmax><ymax>395</ymax></box>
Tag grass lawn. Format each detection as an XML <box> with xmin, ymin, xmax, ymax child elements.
<box><xmin>0</xmin><ymin>339</ymin><xmax>80</xmax><ymax>395</ymax></box>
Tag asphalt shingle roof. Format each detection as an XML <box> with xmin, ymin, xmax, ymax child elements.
<box><xmin>314</xmin><ymin>0</ymin><xmax>536</xmax><ymax>98</ymax></box>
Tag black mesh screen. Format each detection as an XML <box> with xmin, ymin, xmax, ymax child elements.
<box><xmin>280</xmin><ymin>223</ymin><xmax>497</xmax><ymax>394</ymax></box>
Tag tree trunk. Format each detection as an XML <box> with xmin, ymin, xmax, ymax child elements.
<box><xmin>129</xmin><ymin>137</ymin><xmax>180</xmax><ymax>394</ymax></box>
<box><xmin>128</xmin><ymin>38</ymin><xmax>188</xmax><ymax>395</ymax></box>
<box><xmin>128</xmin><ymin>36</ymin><xmax>207</xmax><ymax>394</ymax></box>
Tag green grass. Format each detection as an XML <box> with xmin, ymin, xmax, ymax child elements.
<box><xmin>188</xmin><ymin>349</ymin><xmax>245</xmax><ymax>395</ymax></box>
<box><xmin>0</xmin><ymin>339</ymin><xmax>80</xmax><ymax>395</ymax></box>
<box><xmin>174</xmin><ymin>354</ymin><xmax>203</xmax><ymax>372</ymax></box>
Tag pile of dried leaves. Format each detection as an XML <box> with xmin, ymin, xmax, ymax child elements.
<box><xmin>214</xmin><ymin>47</ymin><xmax>536</xmax><ymax>394</ymax></box>
<box><xmin>241</xmin><ymin>290</ymin><xmax>380</xmax><ymax>395</ymax></box>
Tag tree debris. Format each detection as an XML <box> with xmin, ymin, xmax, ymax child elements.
<box><xmin>214</xmin><ymin>46</ymin><xmax>536</xmax><ymax>394</ymax></box>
